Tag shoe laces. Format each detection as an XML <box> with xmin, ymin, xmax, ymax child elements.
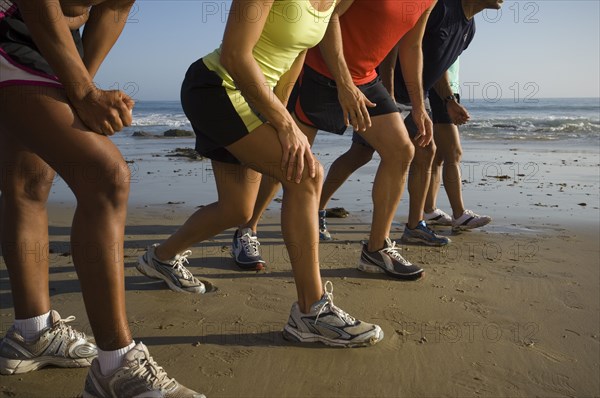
<box><xmin>240</xmin><ymin>232</ymin><xmax>261</xmax><ymax>257</ymax></box>
<box><xmin>131</xmin><ymin>353</ymin><xmax>178</xmax><ymax>392</ymax></box>
<box><xmin>171</xmin><ymin>250</ymin><xmax>194</xmax><ymax>280</ymax></box>
<box><xmin>382</xmin><ymin>241</ymin><xmax>411</xmax><ymax>266</ymax></box>
<box><xmin>419</xmin><ymin>221</ymin><xmax>436</xmax><ymax>236</ymax></box>
<box><xmin>315</xmin><ymin>281</ymin><xmax>356</xmax><ymax>325</ymax></box>
<box><xmin>54</xmin><ymin>316</ymin><xmax>86</xmax><ymax>340</ymax></box>
<box><xmin>463</xmin><ymin>209</ymin><xmax>476</xmax><ymax>218</ymax></box>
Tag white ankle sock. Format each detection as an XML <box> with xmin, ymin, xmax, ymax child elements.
<box><xmin>98</xmin><ymin>341</ymin><xmax>136</xmax><ymax>376</ymax></box>
<box><xmin>13</xmin><ymin>311</ymin><xmax>52</xmax><ymax>344</ymax></box>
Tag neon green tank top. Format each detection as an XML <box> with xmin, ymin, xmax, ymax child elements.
<box><xmin>203</xmin><ymin>0</ymin><xmax>336</xmax><ymax>90</ymax></box>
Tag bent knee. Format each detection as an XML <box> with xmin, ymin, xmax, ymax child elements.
<box><xmin>72</xmin><ymin>161</ymin><xmax>131</xmax><ymax>208</ymax></box>
<box><xmin>379</xmin><ymin>142</ymin><xmax>414</xmax><ymax>164</ymax></box>
<box><xmin>216</xmin><ymin>201</ymin><xmax>254</xmax><ymax>226</ymax></box>
<box><xmin>281</xmin><ymin>161</ymin><xmax>324</xmax><ymax>192</ymax></box>
<box><xmin>1</xmin><ymin>174</ymin><xmax>55</xmax><ymax>209</ymax></box>
<box><xmin>348</xmin><ymin>143</ymin><xmax>375</xmax><ymax>166</ymax></box>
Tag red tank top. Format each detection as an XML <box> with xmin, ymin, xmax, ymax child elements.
<box><xmin>305</xmin><ymin>0</ymin><xmax>434</xmax><ymax>85</ymax></box>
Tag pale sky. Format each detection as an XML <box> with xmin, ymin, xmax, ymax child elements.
<box><xmin>94</xmin><ymin>0</ymin><xmax>600</xmax><ymax>101</ymax></box>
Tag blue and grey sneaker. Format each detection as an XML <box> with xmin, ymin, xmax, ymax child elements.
<box><xmin>137</xmin><ymin>244</ymin><xmax>206</xmax><ymax>294</ymax></box>
<box><xmin>318</xmin><ymin>210</ymin><xmax>332</xmax><ymax>241</ymax></box>
<box><xmin>400</xmin><ymin>220</ymin><xmax>451</xmax><ymax>246</ymax></box>
<box><xmin>282</xmin><ymin>281</ymin><xmax>383</xmax><ymax>347</ymax></box>
<box><xmin>358</xmin><ymin>238</ymin><xmax>423</xmax><ymax>280</ymax></box>
<box><xmin>232</xmin><ymin>228</ymin><xmax>266</xmax><ymax>270</ymax></box>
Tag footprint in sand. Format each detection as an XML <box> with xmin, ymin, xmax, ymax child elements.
<box><xmin>452</xmin><ymin>363</ymin><xmax>576</xmax><ymax>396</ymax></box>
<box><xmin>563</xmin><ymin>291</ymin><xmax>584</xmax><ymax>310</ymax></box>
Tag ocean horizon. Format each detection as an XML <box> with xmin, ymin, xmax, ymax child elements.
<box><xmin>120</xmin><ymin>97</ymin><xmax>600</xmax><ymax>144</ymax></box>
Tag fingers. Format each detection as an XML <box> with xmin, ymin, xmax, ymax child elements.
<box><xmin>117</xmin><ymin>98</ymin><xmax>133</xmax><ymax>127</ymax></box>
<box><xmin>286</xmin><ymin>147</ymin><xmax>298</xmax><ymax>182</ymax></box>
<box><xmin>305</xmin><ymin>150</ymin><xmax>316</xmax><ymax>179</ymax></box>
<box><xmin>295</xmin><ymin>148</ymin><xmax>304</xmax><ymax>183</ymax></box>
<box><xmin>281</xmin><ymin>145</ymin><xmax>290</xmax><ymax>173</ymax></box>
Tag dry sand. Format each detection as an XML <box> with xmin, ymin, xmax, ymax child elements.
<box><xmin>1</xmin><ymin>141</ymin><xmax>599</xmax><ymax>397</ymax></box>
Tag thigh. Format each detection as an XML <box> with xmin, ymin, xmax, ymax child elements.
<box><xmin>0</xmin><ymin>86</ymin><xmax>129</xmax><ymax>193</ymax></box>
<box><xmin>226</xmin><ymin>122</ymin><xmax>321</xmax><ymax>184</ymax></box>
<box><xmin>433</xmin><ymin>123</ymin><xmax>461</xmax><ymax>153</ymax></box>
<box><xmin>0</xmin><ymin>131</ymin><xmax>55</xmax><ymax>200</ymax></box>
<box><xmin>356</xmin><ymin>112</ymin><xmax>412</xmax><ymax>158</ymax></box>
<box><xmin>212</xmin><ymin>160</ymin><xmax>262</xmax><ymax>205</ymax></box>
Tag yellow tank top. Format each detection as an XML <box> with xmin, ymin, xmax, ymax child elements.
<box><xmin>203</xmin><ymin>0</ymin><xmax>336</xmax><ymax>90</ymax></box>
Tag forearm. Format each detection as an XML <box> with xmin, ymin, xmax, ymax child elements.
<box><xmin>433</xmin><ymin>71</ymin><xmax>454</xmax><ymax>99</ymax></box>
<box><xmin>379</xmin><ymin>44</ymin><xmax>399</xmax><ymax>98</ymax></box>
<box><xmin>398</xmin><ymin>38</ymin><xmax>425</xmax><ymax>111</ymax></box>
<box><xmin>15</xmin><ymin>0</ymin><xmax>93</xmax><ymax>99</ymax></box>
<box><xmin>82</xmin><ymin>0</ymin><xmax>135</xmax><ymax>78</ymax></box>
<box><xmin>318</xmin><ymin>12</ymin><xmax>354</xmax><ymax>88</ymax></box>
<box><xmin>222</xmin><ymin>53</ymin><xmax>294</xmax><ymax>132</ymax></box>
<box><xmin>274</xmin><ymin>50</ymin><xmax>306</xmax><ymax>106</ymax></box>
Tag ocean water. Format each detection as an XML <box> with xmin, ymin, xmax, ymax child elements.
<box><xmin>45</xmin><ymin>98</ymin><xmax>600</xmax><ymax>219</ymax></box>
<box><xmin>116</xmin><ymin>97</ymin><xmax>600</xmax><ymax>148</ymax></box>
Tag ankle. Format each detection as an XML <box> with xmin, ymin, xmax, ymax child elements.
<box><xmin>154</xmin><ymin>245</ymin><xmax>171</xmax><ymax>262</ymax></box>
<box><xmin>453</xmin><ymin>209</ymin><xmax>465</xmax><ymax>219</ymax></box>
<box><xmin>13</xmin><ymin>310</ymin><xmax>52</xmax><ymax>344</ymax></box>
<box><xmin>98</xmin><ymin>341</ymin><xmax>135</xmax><ymax>376</ymax></box>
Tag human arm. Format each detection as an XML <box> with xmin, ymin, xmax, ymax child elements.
<box><xmin>317</xmin><ymin>0</ymin><xmax>375</xmax><ymax>132</ymax></box>
<box><xmin>397</xmin><ymin>0</ymin><xmax>436</xmax><ymax>146</ymax></box>
<box><xmin>220</xmin><ymin>0</ymin><xmax>315</xmax><ymax>182</ymax></box>
<box><xmin>15</xmin><ymin>0</ymin><xmax>134</xmax><ymax>135</ymax></box>
<box><xmin>379</xmin><ymin>43</ymin><xmax>399</xmax><ymax>100</ymax></box>
<box><xmin>273</xmin><ymin>50</ymin><xmax>306</xmax><ymax>107</ymax></box>
<box><xmin>433</xmin><ymin>70</ymin><xmax>470</xmax><ymax>125</ymax></box>
<box><xmin>82</xmin><ymin>0</ymin><xmax>135</xmax><ymax>79</ymax></box>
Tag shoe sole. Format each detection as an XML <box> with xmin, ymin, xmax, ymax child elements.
<box><xmin>230</xmin><ymin>250</ymin><xmax>266</xmax><ymax>270</ymax></box>
<box><xmin>400</xmin><ymin>235</ymin><xmax>451</xmax><ymax>247</ymax></box>
<box><xmin>136</xmin><ymin>255</ymin><xmax>206</xmax><ymax>294</ymax></box>
<box><xmin>0</xmin><ymin>356</ymin><xmax>93</xmax><ymax>375</ymax></box>
<box><xmin>452</xmin><ymin>218</ymin><xmax>492</xmax><ymax>231</ymax></box>
<box><xmin>357</xmin><ymin>260</ymin><xmax>424</xmax><ymax>280</ymax></box>
<box><xmin>282</xmin><ymin>325</ymin><xmax>384</xmax><ymax>348</ymax></box>
<box><xmin>424</xmin><ymin>220</ymin><xmax>453</xmax><ymax>227</ymax></box>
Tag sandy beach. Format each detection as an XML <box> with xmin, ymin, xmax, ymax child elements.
<box><xmin>1</xmin><ymin>138</ymin><xmax>599</xmax><ymax>397</ymax></box>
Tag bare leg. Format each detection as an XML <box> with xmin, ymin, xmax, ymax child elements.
<box><xmin>0</xmin><ymin>87</ymin><xmax>131</xmax><ymax>350</ymax></box>
<box><xmin>242</xmin><ymin>174</ymin><xmax>280</xmax><ymax>232</ymax></box>
<box><xmin>239</xmin><ymin>116</ymin><xmax>318</xmax><ymax>233</ymax></box>
<box><xmin>406</xmin><ymin>142</ymin><xmax>436</xmax><ymax>229</ymax></box>
<box><xmin>319</xmin><ymin>142</ymin><xmax>375</xmax><ymax>211</ymax></box>
<box><xmin>424</xmin><ymin>123</ymin><xmax>464</xmax><ymax>218</ymax></box>
<box><xmin>356</xmin><ymin>113</ymin><xmax>414</xmax><ymax>251</ymax></box>
<box><xmin>156</xmin><ymin>123</ymin><xmax>323</xmax><ymax>313</ymax></box>
<box><xmin>0</xmin><ymin>134</ymin><xmax>54</xmax><ymax>320</ymax></box>
<box><xmin>155</xmin><ymin>161</ymin><xmax>261</xmax><ymax>259</ymax></box>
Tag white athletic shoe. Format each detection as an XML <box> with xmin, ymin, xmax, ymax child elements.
<box><xmin>452</xmin><ymin>209</ymin><xmax>492</xmax><ymax>230</ymax></box>
<box><xmin>424</xmin><ymin>208</ymin><xmax>453</xmax><ymax>226</ymax></box>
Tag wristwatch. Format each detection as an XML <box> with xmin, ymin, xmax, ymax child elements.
<box><xmin>444</xmin><ymin>94</ymin><xmax>457</xmax><ymax>106</ymax></box>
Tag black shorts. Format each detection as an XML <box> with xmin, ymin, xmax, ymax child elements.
<box><xmin>352</xmin><ymin>100</ymin><xmax>432</xmax><ymax>148</ymax></box>
<box><xmin>291</xmin><ymin>65</ymin><xmax>398</xmax><ymax>135</ymax></box>
<box><xmin>181</xmin><ymin>59</ymin><xmax>266</xmax><ymax>164</ymax></box>
<box><xmin>429</xmin><ymin>90</ymin><xmax>461</xmax><ymax>124</ymax></box>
